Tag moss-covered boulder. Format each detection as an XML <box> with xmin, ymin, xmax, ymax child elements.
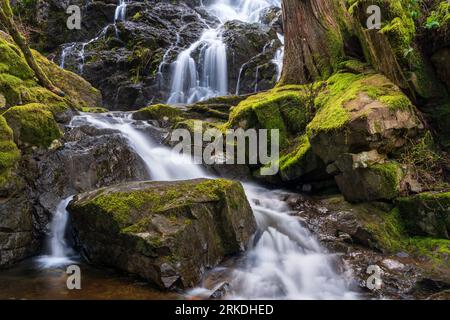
<box><xmin>3</xmin><ymin>103</ymin><xmax>62</xmax><ymax>148</ymax></box>
<box><xmin>397</xmin><ymin>192</ymin><xmax>450</xmax><ymax>239</ymax></box>
<box><xmin>335</xmin><ymin>160</ymin><xmax>403</xmax><ymax>202</ymax></box>
<box><xmin>227</xmin><ymin>85</ymin><xmax>312</xmax><ymax>148</ymax></box>
<box><xmin>68</xmin><ymin>178</ymin><xmax>256</xmax><ymax>290</ymax></box>
<box><xmin>308</xmin><ymin>72</ymin><xmax>423</xmax><ymax>163</ymax></box>
<box><xmin>0</xmin><ymin>115</ymin><xmax>20</xmax><ymax>189</ymax></box>
<box><xmin>0</xmin><ymin>32</ymin><xmax>102</xmax><ymax>111</ymax></box>
<box><xmin>306</xmin><ymin>72</ymin><xmax>424</xmax><ymax>201</ymax></box>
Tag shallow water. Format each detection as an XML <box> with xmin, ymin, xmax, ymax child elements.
<box><xmin>0</xmin><ymin>259</ymin><xmax>175</xmax><ymax>300</ymax></box>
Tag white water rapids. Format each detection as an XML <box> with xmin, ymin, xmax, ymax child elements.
<box><xmin>60</xmin><ymin>113</ymin><xmax>358</xmax><ymax>299</ymax></box>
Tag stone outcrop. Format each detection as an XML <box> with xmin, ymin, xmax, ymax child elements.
<box><xmin>68</xmin><ymin>178</ymin><xmax>256</xmax><ymax>290</ymax></box>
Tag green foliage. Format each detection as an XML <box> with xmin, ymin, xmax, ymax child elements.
<box><xmin>3</xmin><ymin>103</ymin><xmax>62</xmax><ymax>148</ymax></box>
<box><xmin>133</xmin><ymin>104</ymin><xmax>184</xmax><ymax>122</ymax></box>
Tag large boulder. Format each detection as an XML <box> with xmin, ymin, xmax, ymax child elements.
<box><xmin>68</xmin><ymin>178</ymin><xmax>256</xmax><ymax>290</ymax></box>
<box><xmin>307</xmin><ymin>72</ymin><xmax>425</xmax><ymax>202</ymax></box>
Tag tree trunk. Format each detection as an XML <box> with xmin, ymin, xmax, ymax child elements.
<box><xmin>0</xmin><ymin>0</ymin><xmax>64</xmax><ymax>96</ymax></box>
<box><xmin>280</xmin><ymin>0</ymin><xmax>347</xmax><ymax>85</ymax></box>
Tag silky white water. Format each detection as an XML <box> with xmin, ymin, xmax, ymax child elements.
<box><xmin>167</xmin><ymin>0</ymin><xmax>282</xmax><ymax>104</ymax></box>
<box><xmin>71</xmin><ymin>112</ymin><xmax>357</xmax><ymax>299</ymax></box>
<box><xmin>37</xmin><ymin>196</ymin><xmax>75</xmax><ymax>268</ymax></box>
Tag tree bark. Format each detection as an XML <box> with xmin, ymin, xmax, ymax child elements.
<box><xmin>280</xmin><ymin>0</ymin><xmax>347</xmax><ymax>85</ymax></box>
<box><xmin>0</xmin><ymin>0</ymin><xmax>64</xmax><ymax>96</ymax></box>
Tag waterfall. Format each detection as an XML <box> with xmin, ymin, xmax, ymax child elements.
<box><xmin>114</xmin><ymin>0</ymin><xmax>128</xmax><ymax>22</ymax></box>
<box><xmin>167</xmin><ymin>29</ymin><xmax>228</xmax><ymax>105</ymax></box>
<box><xmin>167</xmin><ymin>0</ymin><xmax>282</xmax><ymax>104</ymax></box>
<box><xmin>37</xmin><ymin>196</ymin><xmax>75</xmax><ymax>268</ymax></box>
<box><xmin>272</xmin><ymin>33</ymin><xmax>285</xmax><ymax>81</ymax></box>
<box><xmin>70</xmin><ymin>112</ymin><xmax>358</xmax><ymax>299</ymax></box>
<box><xmin>60</xmin><ymin>1</ymin><xmax>131</xmax><ymax>70</ymax></box>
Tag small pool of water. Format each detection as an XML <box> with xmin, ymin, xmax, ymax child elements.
<box><xmin>0</xmin><ymin>259</ymin><xmax>177</xmax><ymax>300</ymax></box>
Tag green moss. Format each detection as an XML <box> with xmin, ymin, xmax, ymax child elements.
<box><xmin>133</xmin><ymin>104</ymin><xmax>184</xmax><ymax>122</ymax></box>
<box><xmin>0</xmin><ymin>115</ymin><xmax>20</xmax><ymax>187</ymax></box>
<box><xmin>307</xmin><ymin>72</ymin><xmax>414</xmax><ymax>134</ymax></box>
<box><xmin>80</xmin><ymin>106</ymin><xmax>109</xmax><ymax>113</ymax></box>
<box><xmin>278</xmin><ymin>134</ymin><xmax>312</xmax><ymax>175</ymax></box>
<box><xmin>3</xmin><ymin>103</ymin><xmax>62</xmax><ymax>148</ymax></box>
<box><xmin>0</xmin><ymin>40</ymin><xmax>34</xmax><ymax>80</ymax></box>
<box><xmin>379</xmin><ymin>92</ymin><xmax>412</xmax><ymax>110</ymax></box>
<box><xmin>364</xmin><ymin>207</ymin><xmax>407</xmax><ymax>252</ymax></box>
<box><xmin>370</xmin><ymin>161</ymin><xmax>402</xmax><ymax>193</ymax></box>
<box><xmin>0</xmin><ymin>36</ymin><xmax>101</xmax><ymax>109</ymax></box>
<box><xmin>307</xmin><ymin>73</ymin><xmax>360</xmax><ymax>133</ymax></box>
<box><xmin>397</xmin><ymin>191</ymin><xmax>450</xmax><ymax>238</ymax></box>
<box><xmin>424</xmin><ymin>1</ymin><xmax>450</xmax><ymax>30</ymax></box>
<box><xmin>227</xmin><ymin>86</ymin><xmax>311</xmax><ymax>147</ymax></box>
<box><xmin>81</xmin><ymin>179</ymin><xmax>236</xmax><ymax>232</ymax></box>
<box><xmin>406</xmin><ymin>237</ymin><xmax>450</xmax><ymax>266</ymax></box>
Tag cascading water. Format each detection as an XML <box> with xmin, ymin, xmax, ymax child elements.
<box><xmin>60</xmin><ymin>0</ymin><xmax>131</xmax><ymax>71</ymax></box>
<box><xmin>167</xmin><ymin>29</ymin><xmax>228</xmax><ymax>104</ymax></box>
<box><xmin>272</xmin><ymin>34</ymin><xmax>285</xmax><ymax>81</ymax></box>
<box><xmin>167</xmin><ymin>0</ymin><xmax>282</xmax><ymax>104</ymax></box>
<box><xmin>115</xmin><ymin>0</ymin><xmax>128</xmax><ymax>22</ymax></box>
<box><xmin>70</xmin><ymin>112</ymin><xmax>358</xmax><ymax>299</ymax></box>
<box><xmin>37</xmin><ymin>196</ymin><xmax>75</xmax><ymax>268</ymax></box>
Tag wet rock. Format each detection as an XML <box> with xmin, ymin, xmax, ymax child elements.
<box><xmin>210</xmin><ymin>282</ymin><xmax>231</xmax><ymax>299</ymax></box>
<box><xmin>293</xmin><ymin>194</ymin><xmax>450</xmax><ymax>299</ymax></box>
<box><xmin>68</xmin><ymin>179</ymin><xmax>257</xmax><ymax>290</ymax></box>
<box><xmin>21</xmin><ymin>125</ymin><xmax>149</xmax><ymax>241</ymax></box>
<box><xmin>0</xmin><ymin>178</ymin><xmax>37</xmax><ymax>267</ymax></box>
<box><xmin>223</xmin><ymin>20</ymin><xmax>281</xmax><ymax>96</ymax></box>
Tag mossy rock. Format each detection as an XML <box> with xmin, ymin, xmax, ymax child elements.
<box><xmin>68</xmin><ymin>179</ymin><xmax>256</xmax><ymax>290</ymax></box>
<box><xmin>405</xmin><ymin>237</ymin><xmax>450</xmax><ymax>267</ymax></box>
<box><xmin>397</xmin><ymin>191</ymin><xmax>450</xmax><ymax>239</ymax></box>
<box><xmin>3</xmin><ymin>103</ymin><xmax>62</xmax><ymax>148</ymax></box>
<box><xmin>227</xmin><ymin>85</ymin><xmax>312</xmax><ymax>147</ymax></box>
<box><xmin>277</xmin><ymin>134</ymin><xmax>327</xmax><ymax>183</ymax></box>
<box><xmin>79</xmin><ymin>106</ymin><xmax>109</xmax><ymax>113</ymax></box>
<box><xmin>133</xmin><ymin>104</ymin><xmax>184</xmax><ymax>123</ymax></box>
<box><xmin>307</xmin><ymin>72</ymin><xmax>423</xmax><ymax>165</ymax></box>
<box><xmin>335</xmin><ymin>160</ymin><xmax>403</xmax><ymax>202</ymax></box>
<box><xmin>0</xmin><ymin>33</ymin><xmax>102</xmax><ymax>110</ymax></box>
<box><xmin>0</xmin><ymin>115</ymin><xmax>20</xmax><ymax>188</ymax></box>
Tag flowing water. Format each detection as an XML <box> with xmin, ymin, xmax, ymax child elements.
<box><xmin>167</xmin><ymin>0</ymin><xmax>283</xmax><ymax>104</ymax></box>
<box><xmin>36</xmin><ymin>196</ymin><xmax>75</xmax><ymax>269</ymax></box>
<box><xmin>67</xmin><ymin>112</ymin><xmax>358</xmax><ymax>300</ymax></box>
<box><xmin>60</xmin><ymin>0</ymin><xmax>131</xmax><ymax>71</ymax></box>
